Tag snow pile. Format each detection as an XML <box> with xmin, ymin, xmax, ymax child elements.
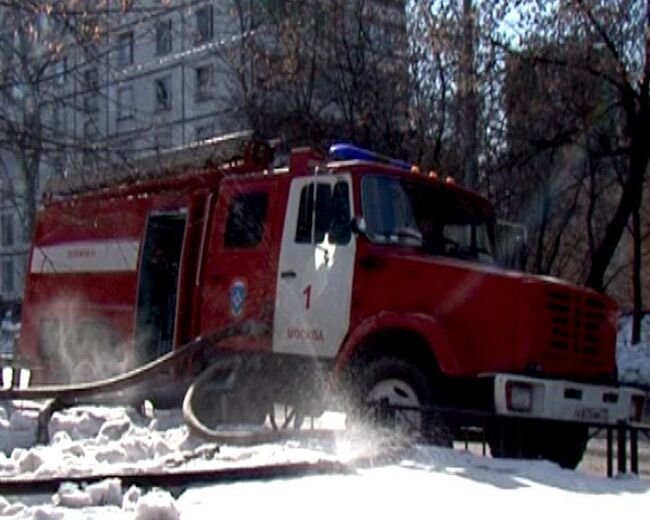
<box><xmin>0</xmin><ymin>477</ymin><xmax>181</xmax><ymax>519</ymax></box>
<box><xmin>617</xmin><ymin>314</ymin><xmax>650</xmax><ymax>388</ymax></box>
<box><xmin>0</xmin><ymin>317</ymin><xmax>648</xmax><ymax>516</ymax></box>
<box><xmin>177</xmin><ymin>445</ymin><xmax>650</xmax><ymax>519</ymax></box>
<box><xmin>0</xmin><ymin>405</ymin><xmax>648</xmax><ymax>517</ymax></box>
<box><xmin>133</xmin><ymin>489</ymin><xmax>180</xmax><ymax>520</ymax></box>
<box><xmin>55</xmin><ymin>478</ymin><xmax>123</xmax><ymax>508</ymax></box>
<box><xmin>3</xmin><ymin>440</ymin><xmax>649</xmax><ymax>519</ymax></box>
<box><xmin>0</xmin><ymin>404</ymin><xmax>39</xmax><ymax>454</ymax></box>
<box><xmin>0</xmin><ymin>406</ymin><xmax>204</xmax><ymax>479</ymax></box>
<box><xmin>0</xmin><ymin>311</ymin><xmax>19</xmax><ymax>361</ymax></box>
<box><xmin>0</xmin><ymin>405</ymin><xmax>353</xmax><ymax>481</ymax></box>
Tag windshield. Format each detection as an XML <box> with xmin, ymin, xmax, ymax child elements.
<box><xmin>361</xmin><ymin>175</ymin><xmax>495</xmax><ymax>263</ymax></box>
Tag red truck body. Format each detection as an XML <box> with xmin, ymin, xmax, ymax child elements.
<box><xmin>18</xmin><ymin>139</ymin><xmax>643</xmax><ymax>467</ymax></box>
<box><xmin>20</xmin><ymin>147</ymin><xmax>616</xmax><ymax>379</ymax></box>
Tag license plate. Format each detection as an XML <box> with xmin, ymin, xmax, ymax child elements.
<box><xmin>574</xmin><ymin>406</ymin><xmax>608</xmax><ymax>423</ymax></box>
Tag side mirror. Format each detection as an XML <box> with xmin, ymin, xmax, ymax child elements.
<box><xmin>496</xmin><ymin>220</ymin><xmax>528</xmax><ymax>271</ymax></box>
<box><xmin>350</xmin><ymin>216</ymin><xmax>367</xmax><ymax>236</ymax></box>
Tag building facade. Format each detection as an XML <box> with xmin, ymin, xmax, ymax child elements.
<box><xmin>0</xmin><ymin>0</ymin><xmax>408</xmax><ymax>308</ymax></box>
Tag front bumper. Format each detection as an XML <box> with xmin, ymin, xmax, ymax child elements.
<box><xmin>493</xmin><ymin>373</ymin><xmax>646</xmax><ymax>425</ymax></box>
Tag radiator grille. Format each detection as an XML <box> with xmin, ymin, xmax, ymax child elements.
<box><xmin>546</xmin><ymin>289</ymin><xmax>608</xmax><ymax>362</ymax></box>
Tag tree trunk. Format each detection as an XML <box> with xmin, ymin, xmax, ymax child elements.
<box><xmin>458</xmin><ymin>0</ymin><xmax>479</xmax><ymax>190</ymax></box>
<box><xmin>586</xmin><ymin>113</ymin><xmax>648</xmax><ymax>293</ymax></box>
<box><xmin>19</xmin><ymin>151</ymin><xmax>40</xmax><ymax>244</ymax></box>
<box><xmin>632</xmin><ymin>205</ymin><xmax>643</xmax><ymax>344</ymax></box>
<box><xmin>534</xmin><ymin>187</ymin><xmax>551</xmax><ymax>275</ymax></box>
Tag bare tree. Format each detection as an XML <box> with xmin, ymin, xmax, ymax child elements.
<box><xmin>0</xmin><ymin>2</ymin><xmax>62</xmax><ymax>240</ymax></box>
<box><xmin>410</xmin><ymin>0</ymin><xmax>649</xmax><ymax>341</ymax></box>
<box><xmin>410</xmin><ymin>0</ymin><xmax>506</xmax><ymax>189</ymax></box>
<box><xmin>212</xmin><ymin>0</ymin><xmax>411</xmax><ymax>156</ymax></box>
<box><xmin>0</xmin><ymin>0</ymin><xmax>118</xmax><ymax>237</ymax></box>
<box><xmin>492</xmin><ymin>0</ymin><xmax>649</xmax><ymax>340</ymax></box>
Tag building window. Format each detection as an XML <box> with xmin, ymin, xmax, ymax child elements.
<box><xmin>154</xmin><ymin>127</ymin><xmax>173</xmax><ymax>150</ymax></box>
<box><xmin>154</xmin><ymin>76</ymin><xmax>172</xmax><ymax>111</ymax></box>
<box><xmin>82</xmin><ymin>120</ymin><xmax>99</xmax><ymax>166</ymax></box>
<box><xmin>195</xmin><ymin>5</ymin><xmax>213</xmax><ymax>45</ymax></box>
<box><xmin>54</xmin><ymin>57</ymin><xmax>66</xmax><ymax>86</ymax></box>
<box><xmin>195</xmin><ymin>64</ymin><xmax>214</xmax><ymax>102</ymax></box>
<box><xmin>116</xmin><ymin>31</ymin><xmax>134</xmax><ymax>67</ymax></box>
<box><xmin>84</xmin><ymin>42</ymin><xmax>99</xmax><ymax>62</ymax></box>
<box><xmin>84</xmin><ymin>94</ymin><xmax>99</xmax><ymax>114</ymax></box>
<box><xmin>123</xmin><ymin>138</ymin><xmax>136</xmax><ymax>156</ymax></box>
<box><xmin>225</xmin><ymin>192</ymin><xmax>269</xmax><ymax>248</ymax></box>
<box><xmin>155</xmin><ymin>19</ymin><xmax>172</xmax><ymax>55</ymax></box>
<box><xmin>1</xmin><ymin>214</ymin><xmax>13</xmax><ymax>247</ymax></box>
<box><xmin>2</xmin><ymin>260</ymin><xmax>13</xmax><ymax>293</ymax></box>
<box><xmin>83</xmin><ymin>119</ymin><xmax>99</xmax><ymax>141</ymax></box>
<box><xmin>112</xmin><ymin>138</ymin><xmax>134</xmax><ymax>161</ymax></box>
<box><xmin>51</xmin><ymin>153</ymin><xmax>66</xmax><ymax>176</ymax></box>
<box><xmin>84</xmin><ymin>68</ymin><xmax>99</xmax><ymax>90</ymax></box>
<box><xmin>117</xmin><ymin>85</ymin><xmax>134</xmax><ymax>120</ymax></box>
<box><xmin>52</xmin><ymin>103</ymin><xmax>63</xmax><ymax>131</ymax></box>
<box><xmin>82</xmin><ymin>121</ymin><xmax>100</xmax><ymax>166</ymax></box>
<box><xmin>195</xmin><ymin>124</ymin><xmax>213</xmax><ymax>141</ymax></box>
<box><xmin>83</xmin><ymin>68</ymin><xmax>99</xmax><ymax>113</ymax></box>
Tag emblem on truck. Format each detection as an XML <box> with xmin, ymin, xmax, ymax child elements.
<box><xmin>229</xmin><ymin>279</ymin><xmax>247</xmax><ymax>317</ymax></box>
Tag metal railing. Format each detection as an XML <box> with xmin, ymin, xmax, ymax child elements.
<box><xmin>1</xmin><ymin>347</ymin><xmax>649</xmax><ymax>478</ymax></box>
<box><xmin>371</xmin><ymin>399</ymin><xmax>650</xmax><ymax>478</ymax></box>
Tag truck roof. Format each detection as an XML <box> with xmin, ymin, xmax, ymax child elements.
<box><xmin>42</xmin><ymin>132</ymin><xmax>270</xmax><ymax>209</ymax></box>
<box><xmin>42</xmin><ymin>137</ymin><xmax>493</xmax><ymax>217</ymax></box>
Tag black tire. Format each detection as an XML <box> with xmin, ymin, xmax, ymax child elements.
<box><xmin>349</xmin><ymin>356</ymin><xmax>452</xmax><ymax>446</ymax></box>
<box><xmin>189</xmin><ymin>358</ymin><xmax>271</xmax><ymax>429</ymax></box>
<box><xmin>488</xmin><ymin>418</ymin><xmax>589</xmax><ymax>469</ymax></box>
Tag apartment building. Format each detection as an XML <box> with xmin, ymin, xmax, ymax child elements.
<box><xmin>0</xmin><ymin>0</ymin><xmax>408</xmax><ymax>307</ymax></box>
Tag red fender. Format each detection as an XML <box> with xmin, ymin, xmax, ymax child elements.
<box><xmin>335</xmin><ymin>311</ymin><xmax>467</xmax><ymax>377</ymax></box>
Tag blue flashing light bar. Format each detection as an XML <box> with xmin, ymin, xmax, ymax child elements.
<box><xmin>329</xmin><ymin>143</ymin><xmax>412</xmax><ymax>171</ymax></box>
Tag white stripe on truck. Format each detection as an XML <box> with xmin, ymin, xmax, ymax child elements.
<box><xmin>30</xmin><ymin>240</ymin><xmax>140</xmax><ymax>274</ymax></box>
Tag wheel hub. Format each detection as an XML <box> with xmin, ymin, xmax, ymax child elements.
<box><xmin>367</xmin><ymin>378</ymin><xmax>423</xmax><ymax>431</ymax></box>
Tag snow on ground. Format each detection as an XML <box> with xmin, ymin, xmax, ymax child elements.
<box><xmin>0</xmin><ymin>406</ymin><xmax>347</xmax><ymax>482</ymax></box>
<box><xmin>0</xmin><ymin>404</ymin><xmax>38</xmax><ymax>455</ymax></box>
<box><xmin>0</xmin><ymin>318</ymin><xmax>650</xmax><ymax>518</ymax></box>
<box><xmin>179</xmin><ymin>451</ymin><xmax>650</xmax><ymax>520</ymax></box>
<box><xmin>617</xmin><ymin>314</ymin><xmax>650</xmax><ymax>388</ymax></box>
<box><xmin>0</xmin><ymin>404</ymin><xmax>649</xmax><ymax>519</ymax></box>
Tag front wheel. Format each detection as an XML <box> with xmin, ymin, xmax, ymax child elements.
<box><xmin>349</xmin><ymin>357</ymin><xmax>452</xmax><ymax>445</ymax></box>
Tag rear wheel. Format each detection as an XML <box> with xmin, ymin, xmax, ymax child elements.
<box><xmin>350</xmin><ymin>356</ymin><xmax>452</xmax><ymax>445</ymax></box>
<box><xmin>188</xmin><ymin>357</ymin><xmax>271</xmax><ymax>429</ymax></box>
<box><xmin>488</xmin><ymin>418</ymin><xmax>589</xmax><ymax>469</ymax></box>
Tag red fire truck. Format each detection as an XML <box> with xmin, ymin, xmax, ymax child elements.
<box><xmin>19</xmin><ymin>133</ymin><xmax>644</xmax><ymax>468</ymax></box>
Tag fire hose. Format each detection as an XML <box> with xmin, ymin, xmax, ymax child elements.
<box><xmin>0</xmin><ymin>321</ymin><xmax>341</xmax><ymax>445</ymax></box>
<box><xmin>181</xmin><ymin>356</ymin><xmax>340</xmax><ymax>444</ymax></box>
<box><xmin>0</xmin><ymin>322</ymin><xmax>265</xmax><ymax>402</ymax></box>
<box><xmin>0</xmin><ymin>322</ymin><xmax>412</xmax><ymax>494</ymax></box>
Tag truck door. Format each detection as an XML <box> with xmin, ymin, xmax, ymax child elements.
<box><xmin>134</xmin><ymin>211</ymin><xmax>187</xmax><ymax>363</ymax></box>
<box><xmin>198</xmin><ymin>179</ymin><xmax>277</xmax><ymax>346</ymax></box>
<box><xmin>273</xmin><ymin>174</ymin><xmax>355</xmax><ymax>358</ymax></box>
